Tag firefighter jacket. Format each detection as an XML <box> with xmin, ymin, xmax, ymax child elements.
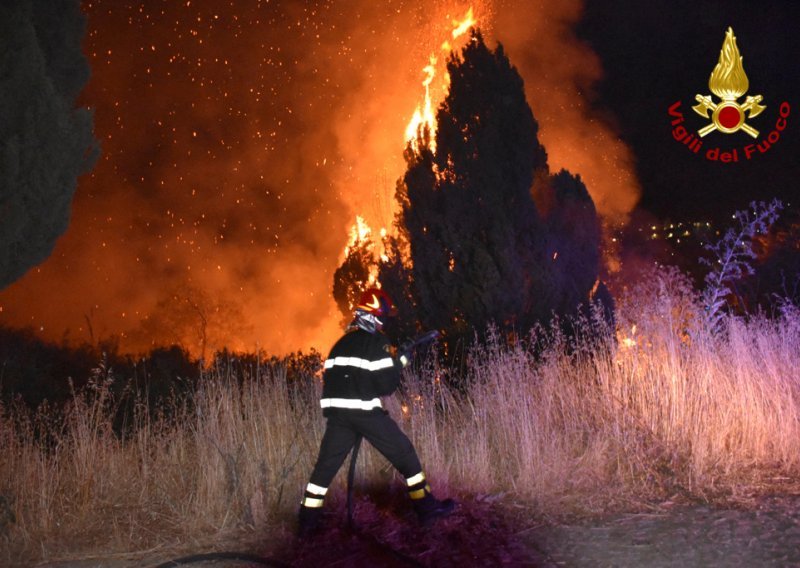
<box><xmin>320</xmin><ymin>327</ymin><xmax>403</xmax><ymax>415</ymax></box>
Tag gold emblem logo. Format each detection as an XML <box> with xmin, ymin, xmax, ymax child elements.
<box><xmin>693</xmin><ymin>27</ymin><xmax>766</xmax><ymax>138</ymax></box>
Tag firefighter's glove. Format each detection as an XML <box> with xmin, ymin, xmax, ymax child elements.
<box><xmin>398</xmin><ymin>340</ymin><xmax>414</xmax><ymax>368</ymax></box>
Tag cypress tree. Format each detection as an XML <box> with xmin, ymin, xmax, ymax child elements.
<box><xmin>400</xmin><ymin>31</ymin><xmax>550</xmax><ymax>340</ymax></box>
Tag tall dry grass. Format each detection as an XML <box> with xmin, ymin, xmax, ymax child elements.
<box><xmin>3</xmin><ymin>273</ymin><xmax>800</xmax><ymax>563</ymax></box>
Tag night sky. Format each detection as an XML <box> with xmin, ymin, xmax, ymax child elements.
<box><xmin>0</xmin><ymin>0</ymin><xmax>797</xmax><ymax>356</ymax></box>
<box><xmin>579</xmin><ymin>0</ymin><xmax>799</xmax><ymax>221</ymax></box>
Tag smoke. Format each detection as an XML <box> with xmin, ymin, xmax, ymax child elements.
<box><xmin>0</xmin><ymin>0</ymin><xmax>639</xmax><ymax>356</ymax></box>
<box><xmin>494</xmin><ymin>0</ymin><xmax>640</xmax><ymax>221</ymax></box>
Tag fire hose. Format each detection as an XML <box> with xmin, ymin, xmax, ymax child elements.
<box><xmin>340</xmin><ymin>330</ymin><xmax>441</xmax><ymax>567</ymax></box>
<box><xmin>346</xmin><ymin>329</ymin><xmax>441</xmax><ymax>528</ymax></box>
<box><xmin>155</xmin><ymin>552</ymin><xmax>287</xmax><ymax>567</ymax></box>
<box><xmin>155</xmin><ymin>332</ymin><xmax>439</xmax><ymax>567</ymax></box>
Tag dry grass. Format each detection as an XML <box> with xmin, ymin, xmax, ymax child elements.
<box><xmin>2</xmin><ymin>280</ymin><xmax>800</xmax><ymax>564</ymax></box>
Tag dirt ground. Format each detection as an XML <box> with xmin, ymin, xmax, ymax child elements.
<box><xmin>524</xmin><ymin>494</ymin><xmax>800</xmax><ymax>567</ymax></box>
<box><xmin>23</xmin><ymin>493</ymin><xmax>800</xmax><ymax>567</ymax></box>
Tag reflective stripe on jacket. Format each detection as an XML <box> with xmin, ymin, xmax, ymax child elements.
<box><xmin>320</xmin><ymin>328</ymin><xmax>402</xmax><ymax>415</ymax></box>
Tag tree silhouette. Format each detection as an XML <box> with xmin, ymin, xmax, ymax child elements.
<box><xmin>332</xmin><ymin>235</ymin><xmax>376</xmax><ymax>326</ymax></box>
<box><xmin>535</xmin><ymin>169</ymin><xmax>602</xmax><ymax>316</ymax></box>
<box><xmin>134</xmin><ymin>284</ymin><xmax>249</xmax><ymax>360</ymax></box>
<box><xmin>376</xmin><ymin>231</ymin><xmax>418</xmax><ymax>342</ymax></box>
<box><xmin>740</xmin><ymin>205</ymin><xmax>800</xmax><ymax>310</ymax></box>
<box><xmin>0</xmin><ymin>0</ymin><xmax>99</xmax><ymax>289</ymax></box>
<box><xmin>400</xmin><ymin>31</ymin><xmax>551</xmax><ymax>340</ymax></box>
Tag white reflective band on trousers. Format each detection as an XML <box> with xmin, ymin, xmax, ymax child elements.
<box><xmin>406</xmin><ymin>472</ymin><xmax>426</xmax><ymax>486</ymax></box>
<box><xmin>324</xmin><ymin>356</ymin><xmax>395</xmax><ymax>372</ymax></box>
<box><xmin>306</xmin><ymin>483</ymin><xmax>328</xmax><ymax>496</ymax></box>
<box><xmin>302</xmin><ymin>496</ymin><xmax>324</xmax><ymax>508</ymax></box>
<box><xmin>320</xmin><ymin>397</ymin><xmax>383</xmax><ymax>411</ymax></box>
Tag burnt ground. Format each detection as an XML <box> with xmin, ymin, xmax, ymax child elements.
<box><xmin>23</xmin><ymin>492</ymin><xmax>800</xmax><ymax>567</ymax></box>
<box><xmin>284</xmin><ymin>493</ymin><xmax>537</xmax><ymax>567</ymax></box>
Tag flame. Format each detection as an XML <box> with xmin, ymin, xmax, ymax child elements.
<box><xmin>344</xmin><ymin>218</ymin><xmax>386</xmax><ymax>251</ymax></box>
<box><xmin>405</xmin><ymin>7</ymin><xmax>478</xmax><ymax>154</ymax></box>
<box><xmin>344</xmin><ymin>215</ymin><xmax>372</xmax><ymax>257</ymax></box>
<box><xmin>404</xmin><ymin>55</ymin><xmax>439</xmax><ymax>152</ymax></box>
<box><xmin>618</xmin><ymin>324</ymin><xmax>637</xmax><ymax>349</ymax></box>
<box><xmin>379</xmin><ymin>227</ymin><xmax>389</xmax><ymax>263</ymax></box>
<box><xmin>709</xmin><ymin>27</ymin><xmax>749</xmax><ymax>101</ymax></box>
<box><xmin>342</xmin><ymin>215</ymin><xmax>384</xmax><ymax>287</ymax></box>
<box><xmin>451</xmin><ymin>7</ymin><xmax>476</xmax><ymax>39</ymax></box>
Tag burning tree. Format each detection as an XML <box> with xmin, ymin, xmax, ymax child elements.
<box><xmin>333</xmin><ymin>217</ymin><xmax>377</xmax><ymax>327</ymax></box>
<box><xmin>398</xmin><ymin>31</ymin><xmax>548</xmax><ymax>338</ymax></box>
<box><xmin>335</xmin><ymin>30</ymin><xmax>605</xmax><ymax>344</ymax></box>
<box><xmin>398</xmin><ymin>30</ymin><xmax>604</xmax><ymax>340</ymax></box>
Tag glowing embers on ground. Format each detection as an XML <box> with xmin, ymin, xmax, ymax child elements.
<box><xmin>618</xmin><ymin>324</ymin><xmax>637</xmax><ymax>349</ymax></box>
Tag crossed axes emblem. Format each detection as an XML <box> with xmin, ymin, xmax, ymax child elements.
<box><xmin>693</xmin><ymin>94</ymin><xmax>766</xmax><ymax>138</ymax></box>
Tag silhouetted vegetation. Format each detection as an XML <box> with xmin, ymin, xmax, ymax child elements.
<box><xmin>738</xmin><ymin>204</ymin><xmax>800</xmax><ymax>313</ymax></box>
<box><xmin>0</xmin><ymin>325</ymin><xmax>322</xmax><ymax>430</ymax></box>
<box><xmin>0</xmin><ymin>0</ymin><xmax>99</xmax><ymax>288</ymax></box>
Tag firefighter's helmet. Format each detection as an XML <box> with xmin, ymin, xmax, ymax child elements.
<box><xmin>356</xmin><ymin>288</ymin><xmax>398</xmax><ymax>318</ymax></box>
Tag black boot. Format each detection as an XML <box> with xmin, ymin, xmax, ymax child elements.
<box><xmin>413</xmin><ymin>492</ymin><xmax>456</xmax><ymax>525</ymax></box>
<box><xmin>297</xmin><ymin>505</ymin><xmax>323</xmax><ymax>539</ymax></box>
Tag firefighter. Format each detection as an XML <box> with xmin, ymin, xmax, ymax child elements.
<box><xmin>297</xmin><ymin>288</ymin><xmax>454</xmax><ymax>537</ymax></box>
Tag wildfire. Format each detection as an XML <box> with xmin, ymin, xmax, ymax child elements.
<box><xmin>342</xmin><ymin>8</ymin><xmax>480</xmax><ymax>291</ymax></box>
<box><xmin>343</xmin><ymin>7</ymin><xmax>479</xmax><ymax>281</ymax></box>
<box><xmin>619</xmin><ymin>324</ymin><xmax>637</xmax><ymax>349</ymax></box>
<box><xmin>404</xmin><ymin>55</ymin><xmax>438</xmax><ymax>152</ymax></box>
<box><xmin>343</xmin><ymin>215</ymin><xmax>372</xmax><ymax>257</ymax></box>
<box><xmin>451</xmin><ymin>7</ymin><xmax>476</xmax><ymax>39</ymax></box>
<box><xmin>405</xmin><ymin>7</ymin><xmax>478</xmax><ymax>154</ymax></box>
<box><xmin>343</xmin><ymin>215</ymin><xmax>382</xmax><ymax>286</ymax></box>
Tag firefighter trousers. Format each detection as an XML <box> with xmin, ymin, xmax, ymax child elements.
<box><xmin>308</xmin><ymin>410</ymin><xmax>423</xmax><ymax>489</ymax></box>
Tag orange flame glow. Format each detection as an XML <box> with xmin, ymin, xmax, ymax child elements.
<box><xmin>344</xmin><ymin>215</ymin><xmax>372</xmax><ymax>257</ymax></box>
<box><xmin>0</xmin><ymin>1</ymin><xmax>644</xmax><ymax>359</ymax></box>
<box><xmin>343</xmin><ymin>215</ymin><xmax>382</xmax><ymax>287</ymax></box>
<box><xmin>451</xmin><ymin>7</ymin><xmax>476</xmax><ymax>39</ymax></box>
<box><xmin>405</xmin><ymin>7</ymin><xmax>478</xmax><ymax>154</ymax></box>
<box><xmin>619</xmin><ymin>324</ymin><xmax>637</xmax><ymax>349</ymax></box>
<box><xmin>404</xmin><ymin>55</ymin><xmax>439</xmax><ymax>152</ymax></box>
